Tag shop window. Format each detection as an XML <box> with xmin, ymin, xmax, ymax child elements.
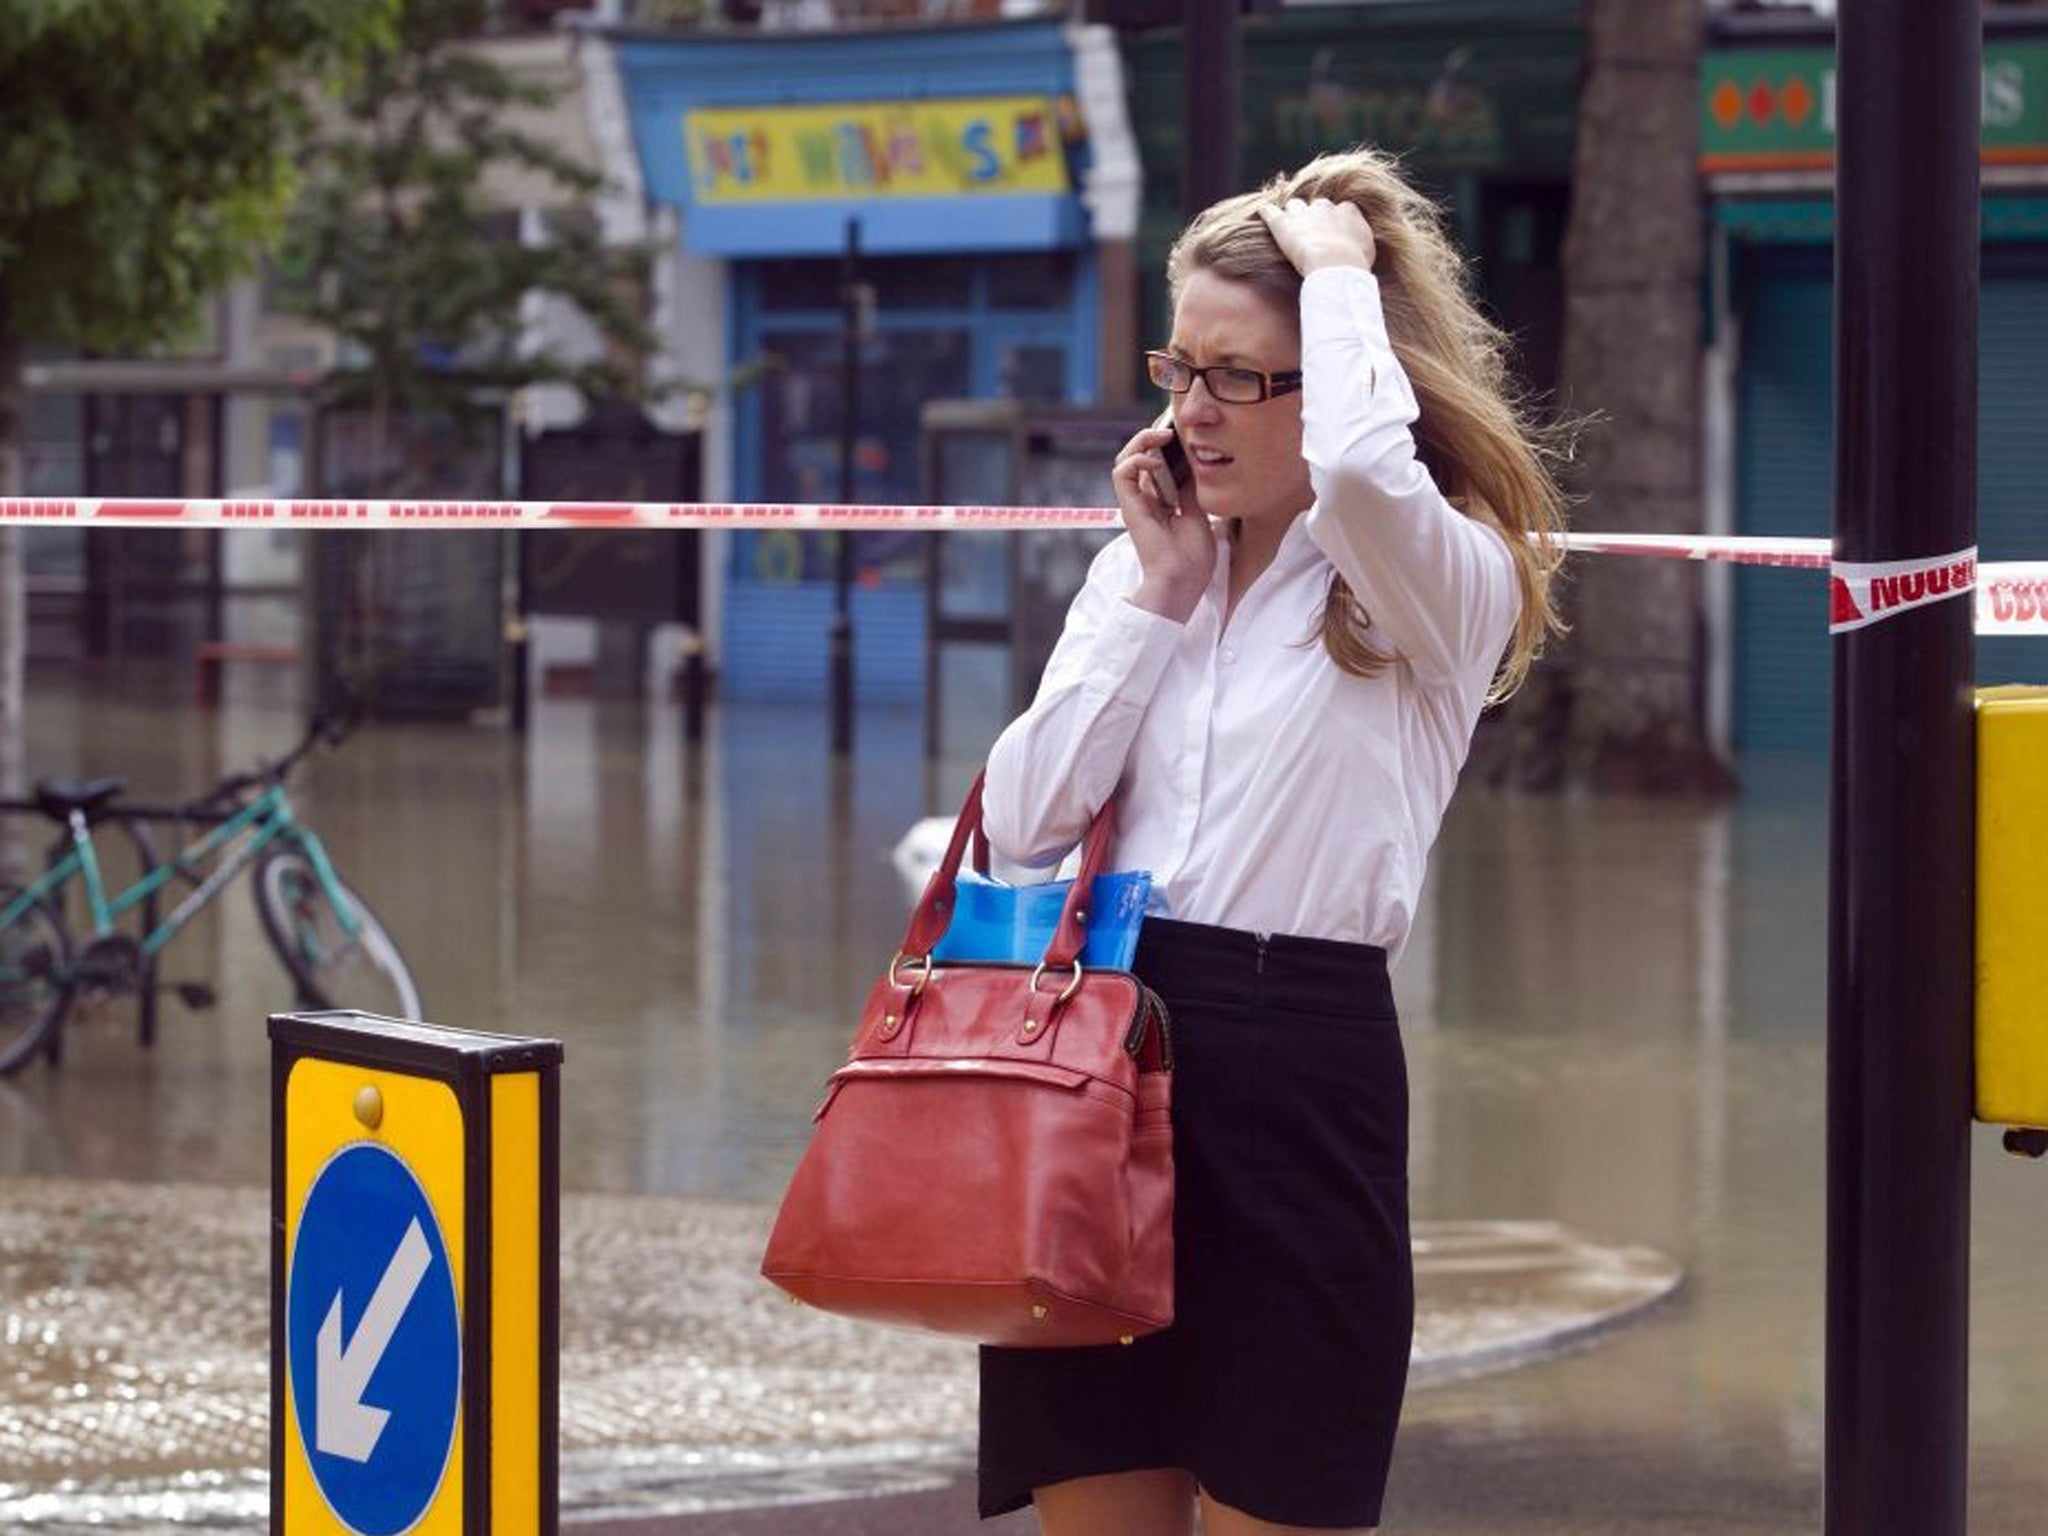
<box><xmin>760</xmin><ymin>327</ymin><xmax>969</xmax><ymax>503</ymax></box>
<box><xmin>756</xmin><ymin>255</ymin><xmax>979</xmax><ymax>313</ymax></box>
<box><xmin>755</xmin><ymin>260</ymin><xmax>844</xmax><ymax>312</ymax></box>
<box><xmin>751</xmin><ymin>327</ymin><xmax>969</xmax><ymax>585</ymax></box>
<box><xmin>999</xmin><ymin>343</ymin><xmax>1067</xmax><ymax>402</ymax></box>
<box><xmin>1480</xmin><ymin>179</ymin><xmax>1569</xmax><ymax>395</ymax></box>
<box><xmin>870</xmin><ymin>258</ymin><xmax>977</xmax><ymax>311</ymax></box>
<box><xmin>23</xmin><ymin>390</ymin><xmax>83</xmax><ymax>497</ymax></box>
<box><xmin>85</xmin><ymin>395</ymin><xmax>186</xmax><ymax>499</ymax></box>
<box><xmin>931</xmin><ymin>432</ymin><xmax>1014</xmax><ymax>621</ymax></box>
<box><xmin>316</xmin><ymin>406</ymin><xmax>503</xmax><ymax>499</ymax></box>
<box><xmin>738</xmin><ymin>252</ymin><xmax>1083</xmax><ymax>592</ymax></box>
<box><xmin>986</xmin><ymin>252</ymin><xmax>1073</xmax><ymax>311</ymax></box>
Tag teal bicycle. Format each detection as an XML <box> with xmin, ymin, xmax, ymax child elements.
<box><xmin>0</xmin><ymin>717</ymin><xmax>422</xmax><ymax>1075</ymax></box>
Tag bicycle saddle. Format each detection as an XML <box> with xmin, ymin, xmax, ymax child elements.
<box><xmin>33</xmin><ymin>777</ymin><xmax>126</xmax><ymax>821</ymax></box>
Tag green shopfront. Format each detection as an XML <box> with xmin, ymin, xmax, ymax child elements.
<box><xmin>1121</xmin><ymin>0</ymin><xmax>1583</xmax><ymax>397</ymax></box>
<box><xmin>1707</xmin><ymin>21</ymin><xmax>2048</xmax><ymax>754</ymax></box>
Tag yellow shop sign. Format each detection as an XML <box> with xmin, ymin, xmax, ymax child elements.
<box><xmin>685</xmin><ymin>96</ymin><xmax>1075</xmax><ymax>202</ymax></box>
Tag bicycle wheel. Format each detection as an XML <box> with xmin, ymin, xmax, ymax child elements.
<box><xmin>253</xmin><ymin>851</ymin><xmax>423</xmax><ymax>1021</ymax></box>
<box><xmin>0</xmin><ymin>885</ymin><xmax>72</xmax><ymax>1076</ymax></box>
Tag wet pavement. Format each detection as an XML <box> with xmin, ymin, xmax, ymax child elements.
<box><xmin>0</xmin><ymin>1177</ymin><xmax>1675</xmax><ymax>1530</ymax></box>
<box><xmin>6</xmin><ymin>684</ymin><xmax>2048</xmax><ymax>1532</ymax></box>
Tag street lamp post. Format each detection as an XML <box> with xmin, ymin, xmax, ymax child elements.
<box><xmin>1827</xmin><ymin>4</ymin><xmax>1978</xmax><ymax>1533</ymax></box>
<box><xmin>831</xmin><ymin>217</ymin><xmax>863</xmax><ymax>757</ymax></box>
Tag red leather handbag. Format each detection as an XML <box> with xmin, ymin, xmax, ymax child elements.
<box><xmin>761</xmin><ymin>775</ymin><xmax>1174</xmax><ymax>1347</ymax></box>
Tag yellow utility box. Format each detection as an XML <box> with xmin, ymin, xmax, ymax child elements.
<box><xmin>271</xmin><ymin>1011</ymin><xmax>563</xmax><ymax>1536</ymax></box>
<box><xmin>1976</xmin><ymin>687</ymin><xmax>2048</xmax><ymax>1139</ymax></box>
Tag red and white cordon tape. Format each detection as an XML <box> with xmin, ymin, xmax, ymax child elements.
<box><xmin>4</xmin><ymin>499</ymin><xmax>2046</xmax><ymax>637</ymax></box>
<box><xmin>1829</xmin><ymin>550</ymin><xmax>1977</xmax><ymax>635</ymax></box>
<box><xmin>0</xmin><ymin>496</ymin><xmax>1119</xmax><ymax>532</ymax></box>
<box><xmin>1979</xmin><ymin>563</ymin><xmax>2048</xmax><ymax>635</ymax></box>
<box><xmin>1512</xmin><ymin>532</ymin><xmax>2047</xmax><ymax>639</ymax></box>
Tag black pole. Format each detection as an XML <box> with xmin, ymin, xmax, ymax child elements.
<box><xmin>830</xmin><ymin>218</ymin><xmax>861</xmax><ymax>757</ymax></box>
<box><xmin>1183</xmin><ymin>0</ymin><xmax>1239</xmax><ymax>216</ymax></box>
<box><xmin>510</xmin><ymin>459</ymin><xmax>530</xmax><ymax>735</ymax></box>
<box><xmin>679</xmin><ymin>629</ymin><xmax>706</xmax><ymax>747</ymax></box>
<box><xmin>1827</xmin><ymin>4</ymin><xmax>1978</xmax><ymax>1533</ymax></box>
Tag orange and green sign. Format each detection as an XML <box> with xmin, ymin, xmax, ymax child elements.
<box><xmin>685</xmin><ymin>97</ymin><xmax>1074</xmax><ymax>203</ymax></box>
<box><xmin>1702</xmin><ymin>41</ymin><xmax>2048</xmax><ymax>175</ymax></box>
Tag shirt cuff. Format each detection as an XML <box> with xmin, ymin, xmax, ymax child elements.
<box><xmin>1301</xmin><ymin>266</ymin><xmax>1417</xmax><ymax>418</ymax></box>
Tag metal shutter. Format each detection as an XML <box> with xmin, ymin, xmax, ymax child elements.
<box><xmin>1734</xmin><ymin>251</ymin><xmax>2048</xmax><ymax>753</ymax></box>
<box><xmin>1734</xmin><ymin>262</ymin><xmax>1832</xmax><ymax>754</ymax></box>
<box><xmin>1977</xmin><ymin>267</ymin><xmax>2048</xmax><ymax>686</ymax></box>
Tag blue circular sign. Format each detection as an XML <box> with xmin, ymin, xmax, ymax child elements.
<box><xmin>288</xmin><ymin>1143</ymin><xmax>460</xmax><ymax>1536</ymax></box>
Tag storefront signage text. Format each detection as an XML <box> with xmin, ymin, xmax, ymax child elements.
<box><xmin>1274</xmin><ymin>81</ymin><xmax>1503</xmax><ymax>169</ymax></box>
<box><xmin>1702</xmin><ymin>41</ymin><xmax>2048</xmax><ymax>174</ymax></box>
<box><xmin>685</xmin><ymin>97</ymin><xmax>1074</xmax><ymax>202</ymax></box>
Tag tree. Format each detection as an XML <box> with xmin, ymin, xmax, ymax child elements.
<box><xmin>279</xmin><ymin>0</ymin><xmax>658</xmax><ymax>492</ymax></box>
<box><xmin>1546</xmin><ymin>0</ymin><xmax>1727</xmax><ymax>792</ymax></box>
<box><xmin>277</xmin><ymin>0</ymin><xmax>662</xmax><ymax>716</ymax></box>
<box><xmin>0</xmin><ymin>0</ymin><xmax>396</xmax><ymax>873</ymax></box>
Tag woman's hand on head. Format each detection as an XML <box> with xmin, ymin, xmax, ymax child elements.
<box><xmin>1258</xmin><ymin>197</ymin><xmax>1376</xmax><ymax>277</ymax></box>
<box><xmin>1113</xmin><ymin>425</ymin><xmax>1215</xmax><ymax>623</ymax></box>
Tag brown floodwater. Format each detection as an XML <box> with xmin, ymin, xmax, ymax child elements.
<box><xmin>7</xmin><ymin>686</ymin><xmax>2048</xmax><ymax>1531</ymax></box>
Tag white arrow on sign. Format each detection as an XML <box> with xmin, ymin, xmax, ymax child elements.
<box><xmin>316</xmin><ymin>1217</ymin><xmax>433</xmax><ymax>1463</ymax></box>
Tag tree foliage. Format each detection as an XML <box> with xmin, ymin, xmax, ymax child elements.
<box><xmin>279</xmin><ymin>0</ymin><xmax>658</xmax><ymax>436</ymax></box>
<box><xmin>0</xmin><ymin>0</ymin><xmax>395</xmax><ymax>873</ymax></box>
<box><xmin>0</xmin><ymin>0</ymin><xmax>396</xmax><ymax>355</ymax></box>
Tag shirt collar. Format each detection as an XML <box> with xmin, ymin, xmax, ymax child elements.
<box><xmin>1204</xmin><ymin>510</ymin><xmax>1324</xmax><ymax>603</ymax></box>
<box><xmin>1276</xmin><ymin>507</ymin><xmax>1321</xmax><ymax>572</ymax></box>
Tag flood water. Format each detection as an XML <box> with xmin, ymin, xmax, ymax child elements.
<box><xmin>8</xmin><ymin>684</ymin><xmax>2048</xmax><ymax>1531</ymax></box>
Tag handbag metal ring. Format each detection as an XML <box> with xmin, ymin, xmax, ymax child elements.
<box><xmin>890</xmin><ymin>951</ymin><xmax>933</xmax><ymax>995</ymax></box>
<box><xmin>1030</xmin><ymin>958</ymin><xmax>1085</xmax><ymax>1007</ymax></box>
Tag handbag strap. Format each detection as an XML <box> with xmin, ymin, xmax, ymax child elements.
<box><xmin>900</xmin><ymin>772</ymin><xmax>1116</xmax><ymax>972</ymax></box>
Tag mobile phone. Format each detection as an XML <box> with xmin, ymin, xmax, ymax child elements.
<box><xmin>1161</xmin><ymin>428</ymin><xmax>1193</xmax><ymax>490</ymax></box>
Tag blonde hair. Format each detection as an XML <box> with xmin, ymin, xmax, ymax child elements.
<box><xmin>1166</xmin><ymin>147</ymin><xmax>1568</xmax><ymax>701</ymax></box>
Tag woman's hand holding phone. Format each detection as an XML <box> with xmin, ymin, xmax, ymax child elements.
<box><xmin>1114</xmin><ymin>423</ymin><xmax>1214</xmax><ymax>624</ymax></box>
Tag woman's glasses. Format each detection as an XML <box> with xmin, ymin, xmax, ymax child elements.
<box><xmin>1144</xmin><ymin>350</ymin><xmax>1303</xmax><ymax>404</ymax></box>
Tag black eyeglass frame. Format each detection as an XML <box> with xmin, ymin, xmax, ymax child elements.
<box><xmin>1143</xmin><ymin>350</ymin><xmax>1304</xmax><ymax>404</ymax></box>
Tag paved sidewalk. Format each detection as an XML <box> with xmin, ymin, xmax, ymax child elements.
<box><xmin>0</xmin><ymin>1178</ymin><xmax>1680</xmax><ymax>1532</ymax></box>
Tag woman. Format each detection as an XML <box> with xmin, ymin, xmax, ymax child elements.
<box><xmin>976</xmin><ymin>149</ymin><xmax>1567</xmax><ymax>1535</ymax></box>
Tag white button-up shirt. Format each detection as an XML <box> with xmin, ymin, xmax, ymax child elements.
<box><xmin>982</xmin><ymin>266</ymin><xmax>1520</xmax><ymax>965</ymax></box>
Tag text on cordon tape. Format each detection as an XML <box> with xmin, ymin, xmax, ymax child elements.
<box><xmin>1830</xmin><ymin>549</ymin><xmax>1978</xmax><ymax>635</ymax></box>
<box><xmin>1980</xmin><ymin>563</ymin><xmax>2048</xmax><ymax>635</ymax></box>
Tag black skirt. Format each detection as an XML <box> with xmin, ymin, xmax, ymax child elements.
<box><xmin>978</xmin><ymin>917</ymin><xmax>1413</xmax><ymax>1530</ymax></box>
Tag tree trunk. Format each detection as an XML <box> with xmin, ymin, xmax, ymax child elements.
<box><xmin>1554</xmin><ymin>0</ymin><xmax>1728</xmax><ymax>793</ymax></box>
<box><xmin>0</xmin><ymin>291</ymin><xmax>28</xmax><ymax>881</ymax></box>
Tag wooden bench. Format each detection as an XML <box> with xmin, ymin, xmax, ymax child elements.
<box><xmin>194</xmin><ymin>642</ymin><xmax>300</xmax><ymax>706</ymax></box>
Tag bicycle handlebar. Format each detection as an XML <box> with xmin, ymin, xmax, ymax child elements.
<box><xmin>0</xmin><ymin>716</ymin><xmax>358</xmax><ymax>826</ymax></box>
<box><xmin>190</xmin><ymin>714</ymin><xmax>355</xmax><ymax>812</ymax></box>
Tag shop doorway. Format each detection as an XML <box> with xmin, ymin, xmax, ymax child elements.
<box><xmin>725</xmin><ymin>251</ymin><xmax>1091</xmax><ymax>706</ymax></box>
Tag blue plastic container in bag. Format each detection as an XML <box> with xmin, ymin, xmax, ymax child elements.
<box><xmin>929</xmin><ymin>869</ymin><xmax>1153</xmax><ymax>971</ymax></box>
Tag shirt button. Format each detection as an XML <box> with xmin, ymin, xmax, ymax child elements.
<box><xmin>1220</xmin><ymin>646</ymin><xmax>1237</xmax><ymax>665</ymax></box>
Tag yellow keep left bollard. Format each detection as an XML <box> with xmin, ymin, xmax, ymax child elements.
<box><xmin>1975</xmin><ymin>686</ymin><xmax>2048</xmax><ymax>1154</ymax></box>
<box><xmin>271</xmin><ymin>1011</ymin><xmax>563</xmax><ymax>1536</ymax></box>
